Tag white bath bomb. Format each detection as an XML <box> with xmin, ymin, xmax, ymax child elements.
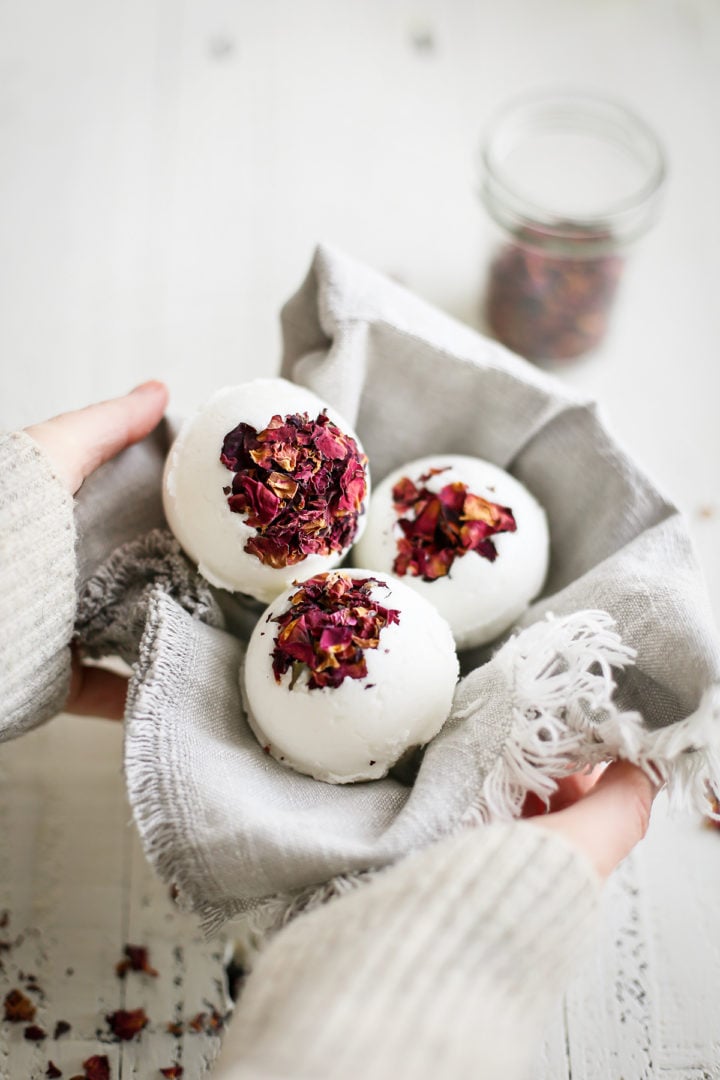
<box><xmin>163</xmin><ymin>379</ymin><xmax>370</xmax><ymax>602</ymax></box>
<box><xmin>243</xmin><ymin>569</ymin><xmax>459</xmax><ymax>784</ymax></box>
<box><xmin>353</xmin><ymin>455</ymin><xmax>549</xmax><ymax>650</ymax></box>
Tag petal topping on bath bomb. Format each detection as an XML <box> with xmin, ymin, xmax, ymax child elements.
<box><xmin>163</xmin><ymin>379</ymin><xmax>370</xmax><ymax>602</ymax></box>
<box><xmin>353</xmin><ymin>455</ymin><xmax>549</xmax><ymax>650</ymax></box>
<box><xmin>243</xmin><ymin>569</ymin><xmax>459</xmax><ymax>784</ymax></box>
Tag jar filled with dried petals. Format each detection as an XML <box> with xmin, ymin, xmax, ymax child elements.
<box><xmin>479</xmin><ymin>91</ymin><xmax>666</xmax><ymax>362</ymax></box>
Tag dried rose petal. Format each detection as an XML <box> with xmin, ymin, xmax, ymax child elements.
<box><xmin>272</xmin><ymin>574</ymin><xmax>400</xmax><ymax>691</ymax></box>
<box><xmin>391</xmin><ymin>474</ymin><xmax>516</xmax><ymax>582</ymax></box>
<box><xmin>220</xmin><ymin>411</ymin><xmax>367</xmax><ymax>568</ymax></box>
<box><xmin>4</xmin><ymin>988</ymin><xmax>36</xmax><ymax>1022</ymax></box>
<box><xmin>205</xmin><ymin>1008</ymin><xmax>225</xmax><ymax>1032</ymax></box>
<box><xmin>187</xmin><ymin>1012</ymin><xmax>206</xmax><ymax>1033</ymax></box>
<box><xmin>159</xmin><ymin>1067</ymin><xmax>184</xmax><ymax>1078</ymax></box>
<box><xmin>83</xmin><ymin>1057</ymin><xmax>111</xmax><ymax>1080</ymax></box>
<box><xmin>46</xmin><ymin>1064</ymin><xmax>62</xmax><ymax>1079</ymax></box>
<box><xmin>116</xmin><ymin>944</ymin><xmax>159</xmax><ymax>979</ymax></box>
<box><xmin>24</xmin><ymin>1024</ymin><xmax>47</xmax><ymax>1041</ymax></box>
<box><xmin>186</xmin><ymin>1008</ymin><xmax>225</xmax><ymax>1035</ymax></box>
<box><xmin>485</xmin><ymin>226</ymin><xmax>624</xmax><ymax>361</ymax></box>
<box><xmin>54</xmin><ymin>1020</ymin><xmax>71</xmax><ymax>1039</ymax></box>
<box><xmin>106</xmin><ymin>1008</ymin><xmax>148</xmax><ymax>1040</ymax></box>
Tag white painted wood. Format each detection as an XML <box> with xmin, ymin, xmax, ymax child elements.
<box><xmin>0</xmin><ymin>717</ymin><xmax>227</xmax><ymax>1079</ymax></box>
<box><xmin>1</xmin><ymin>1</ymin><xmax>720</xmax><ymax>1076</ymax></box>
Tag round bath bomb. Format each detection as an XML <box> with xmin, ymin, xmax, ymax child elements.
<box><xmin>163</xmin><ymin>379</ymin><xmax>370</xmax><ymax>602</ymax></box>
<box><xmin>353</xmin><ymin>454</ymin><xmax>549</xmax><ymax>650</ymax></box>
<box><xmin>243</xmin><ymin>569</ymin><xmax>459</xmax><ymax>784</ymax></box>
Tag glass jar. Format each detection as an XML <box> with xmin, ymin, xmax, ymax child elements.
<box><xmin>479</xmin><ymin>90</ymin><xmax>666</xmax><ymax>362</ymax></box>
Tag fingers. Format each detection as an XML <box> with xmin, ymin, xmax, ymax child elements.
<box><xmin>531</xmin><ymin>760</ymin><xmax>659</xmax><ymax>879</ymax></box>
<box><xmin>66</xmin><ymin>654</ymin><xmax>127</xmax><ymax>721</ymax></box>
<box><xmin>26</xmin><ymin>380</ymin><xmax>169</xmax><ymax>494</ymax></box>
<box><xmin>522</xmin><ymin>765</ymin><xmax>606</xmax><ymax>817</ymax></box>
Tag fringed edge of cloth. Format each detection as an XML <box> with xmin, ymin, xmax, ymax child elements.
<box><xmin>456</xmin><ymin>610</ymin><xmax>720</xmax><ymax>825</ymax></box>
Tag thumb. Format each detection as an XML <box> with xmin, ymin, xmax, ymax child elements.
<box><xmin>26</xmin><ymin>380</ymin><xmax>169</xmax><ymax>494</ymax></box>
<box><xmin>531</xmin><ymin>760</ymin><xmax>659</xmax><ymax>879</ymax></box>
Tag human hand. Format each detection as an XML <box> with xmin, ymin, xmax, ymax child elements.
<box><xmin>526</xmin><ymin>761</ymin><xmax>658</xmax><ymax>880</ymax></box>
<box><xmin>25</xmin><ymin>381</ymin><xmax>169</xmax><ymax>721</ymax></box>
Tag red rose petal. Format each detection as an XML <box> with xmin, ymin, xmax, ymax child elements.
<box><xmin>221</xmin><ymin>411</ymin><xmax>367</xmax><ymax>568</ymax></box>
<box><xmin>83</xmin><ymin>1056</ymin><xmax>110</xmax><ymax>1080</ymax></box>
<box><xmin>186</xmin><ymin>1009</ymin><xmax>227</xmax><ymax>1033</ymax></box>
<box><xmin>4</xmin><ymin>988</ymin><xmax>35</xmax><ymax>1022</ymax></box>
<box><xmin>115</xmin><ymin>944</ymin><xmax>159</xmax><ymax>979</ymax></box>
<box><xmin>106</xmin><ymin>1008</ymin><xmax>148</xmax><ymax>1041</ymax></box>
<box><xmin>24</xmin><ymin>1024</ymin><xmax>47</xmax><ymax>1041</ymax></box>
<box><xmin>391</xmin><ymin>474</ymin><xmax>517</xmax><ymax>582</ymax></box>
<box><xmin>272</xmin><ymin>574</ymin><xmax>400</xmax><ymax>691</ymax></box>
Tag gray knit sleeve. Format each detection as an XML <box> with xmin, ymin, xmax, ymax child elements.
<box><xmin>212</xmin><ymin>822</ymin><xmax>599</xmax><ymax>1080</ymax></box>
<box><xmin>0</xmin><ymin>431</ymin><xmax>76</xmax><ymax>741</ymax></box>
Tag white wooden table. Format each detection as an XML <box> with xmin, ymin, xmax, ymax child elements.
<box><xmin>1</xmin><ymin>2</ymin><xmax>719</xmax><ymax>1077</ymax></box>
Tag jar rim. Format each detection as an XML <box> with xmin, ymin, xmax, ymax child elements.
<box><xmin>480</xmin><ymin>88</ymin><xmax>667</xmax><ymax>244</ymax></box>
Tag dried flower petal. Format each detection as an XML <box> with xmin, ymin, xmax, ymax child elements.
<box><xmin>221</xmin><ymin>411</ymin><xmax>367</xmax><ymax>568</ymax></box>
<box><xmin>272</xmin><ymin>574</ymin><xmax>400</xmax><ymax>690</ymax></box>
<box><xmin>54</xmin><ymin>1020</ymin><xmax>71</xmax><ymax>1039</ymax></box>
<box><xmin>46</xmin><ymin>1064</ymin><xmax>62</xmax><ymax>1079</ymax></box>
<box><xmin>24</xmin><ymin>1024</ymin><xmax>47</xmax><ymax>1041</ymax></box>
<box><xmin>166</xmin><ymin>1020</ymin><xmax>184</xmax><ymax>1037</ymax></box>
<box><xmin>115</xmin><ymin>944</ymin><xmax>159</xmax><ymax>979</ymax></box>
<box><xmin>187</xmin><ymin>1012</ymin><xmax>206</xmax><ymax>1033</ymax></box>
<box><xmin>205</xmin><ymin>1008</ymin><xmax>225</xmax><ymax>1032</ymax></box>
<box><xmin>185</xmin><ymin>1007</ymin><xmax>226</xmax><ymax>1035</ymax></box>
<box><xmin>485</xmin><ymin>225</ymin><xmax>624</xmax><ymax>361</ymax></box>
<box><xmin>4</xmin><ymin>988</ymin><xmax>36</xmax><ymax>1022</ymax></box>
<box><xmin>391</xmin><ymin>474</ymin><xmax>516</xmax><ymax>582</ymax></box>
<box><xmin>106</xmin><ymin>1008</ymin><xmax>148</xmax><ymax>1040</ymax></box>
<box><xmin>83</xmin><ymin>1056</ymin><xmax>110</xmax><ymax>1080</ymax></box>
<box><xmin>159</xmin><ymin>1068</ymin><xmax>183</xmax><ymax>1079</ymax></box>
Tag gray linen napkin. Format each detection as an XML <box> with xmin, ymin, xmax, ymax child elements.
<box><xmin>76</xmin><ymin>244</ymin><xmax>720</xmax><ymax>933</ymax></box>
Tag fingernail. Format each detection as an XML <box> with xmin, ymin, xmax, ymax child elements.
<box><xmin>131</xmin><ymin>380</ymin><xmax>167</xmax><ymax>396</ymax></box>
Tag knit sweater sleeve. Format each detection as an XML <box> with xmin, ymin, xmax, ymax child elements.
<box><xmin>0</xmin><ymin>431</ymin><xmax>76</xmax><ymax>741</ymax></box>
<box><xmin>213</xmin><ymin>821</ymin><xmax>599</xmax><ymax>1080</ymax></box>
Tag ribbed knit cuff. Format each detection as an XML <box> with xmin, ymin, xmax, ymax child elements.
<box><xmin>0</xmin><ymin>431</ymin><xmax>76</xmax><ymax>741</ymax></box>
<box><xmin>215</xmin><ymin>822</ymin><xmax>599</xmax><ymax>1080</ymax></box>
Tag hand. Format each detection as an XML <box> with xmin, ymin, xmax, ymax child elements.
<box><xmin>526</xmin><ymin>761</ymin><xmax>658</xmax><ymax>879</ymax></box>
<box><xmin>25</xmin><ymin>381</ymin><xmax>169</xmax><ymax>721</ymax></box>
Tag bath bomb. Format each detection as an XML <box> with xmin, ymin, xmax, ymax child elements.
<box><xmin>163</xmin><ymin>379</ymin><xmax>370</xmax><ymax>602</ymax></box>
<box><xmin>243</xmin><ymin>569</ymin><xmax>459</xmax><ymax>784</ymax></box>
<box><xmin>353</xmin><ymin>455</ymin><xmax>549</xmax><ymax>650</ymax></box>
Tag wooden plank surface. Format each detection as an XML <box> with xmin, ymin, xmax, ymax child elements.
<box><xmin>0</xmin><ymin>717</ymin><xmax>228</xmax><ymax>1079</ymax></box>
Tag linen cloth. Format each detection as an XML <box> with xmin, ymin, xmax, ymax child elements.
<box><xmin>73</xmin><ymin>244</ymin><xmax>720</xmax><ymax>930</ymax></box>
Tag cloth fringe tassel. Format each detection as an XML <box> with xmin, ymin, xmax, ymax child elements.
<box><xmin>457</xmin><ymin>610</ymin><xmax>720</xmax><ymax>825</ymax></box>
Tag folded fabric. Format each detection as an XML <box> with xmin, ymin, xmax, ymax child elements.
<box><xmin>75</xmin><ymin>244</ymin><xmax>720</xmax><ymax>933</ymax></box>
